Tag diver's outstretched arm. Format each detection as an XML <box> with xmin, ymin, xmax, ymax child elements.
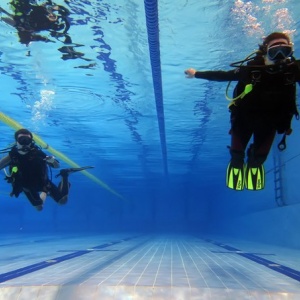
<box><xmin>0</xmin><ymin>155</ymin><xmax>11</xmax><ymax>170</ymax></box>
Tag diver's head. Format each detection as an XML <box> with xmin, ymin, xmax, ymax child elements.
<box><xmin>260</xmin><ymin>32</ymin><xmax>293</xmax><ymax>65</ymax></box>
<box><xmin>15</xmin><ymin>129</ymin><xmax>33</xmax><ymax>154</ymax></box>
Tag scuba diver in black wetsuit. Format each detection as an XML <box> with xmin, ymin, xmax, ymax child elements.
<box><xmin>3</xmin><ymin>0</ymin><xmax>70</xmax><ymax>45</ymax></box>
<box><xmin>0</xmin><ymin>129</ymin><xmax>72</xmax><ymax>211</ymax></box>
<box><xmin>185</xmin><ymin>32</ymin><xmax>300</xmax><ymax>191</ymax></box>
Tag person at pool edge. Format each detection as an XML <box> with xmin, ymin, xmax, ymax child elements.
<box><xmin>0</xmin><ymin>129</ymin><xmax>72</xmax><ymax>211</ymax></box>
<box><xmin>185</xmin><ymin>32</ymin><xmax>300</xmax><ymax>191</ymax></box>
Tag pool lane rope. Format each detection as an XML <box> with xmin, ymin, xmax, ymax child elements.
<box><xmin>0</xmin><ymin>112</ymin><xmax>124</xmax><ymax>199</ymax></box>
<box><xmin>144</xmin><ymin>0</ymin><xmax>168</xmax><ymax>176</ymax></box>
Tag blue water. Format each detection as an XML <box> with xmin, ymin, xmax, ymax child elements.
<box><xmin>0</xmin><ymin>0</ymin><xmax>300</xmax><ymax>246</ymax></box>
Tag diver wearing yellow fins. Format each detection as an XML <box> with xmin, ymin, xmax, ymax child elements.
<box><xmin>0</xmin><ymin>129</ymin><xmax>93</xmax><ymax>211</ymax></box>
<box><xmin>185</xmin><ymin>32</ymin><xmax>300</xmax><ymax>191</ymax></box>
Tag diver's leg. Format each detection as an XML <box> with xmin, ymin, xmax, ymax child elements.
<box><xmin>248</xmin><ymin>127</ymin><xmax>276</xmax><ymax>165</ymax></box>
<box><xmin>22</xmin><ymin>188</ymin><xmax>44</xmax><ymax>211</ymax></box>
<box><xmin>229</xmin><ymin>114</ymin><xmax>252</xmax><ymax>167</ymax></box>
<box><xmin>230</xmin><ymin>134</ymin><xmax>248</xmax><ymax>167</ymax></box>
<box><xmin>244</xmin><ymin>127</ymin><xmax>275</xmax><ymax>190</ymax></box>
<box><xmin>226</xmin><ymin>113</ymin><xmax>253</xmax><ymax>190</ymax></box>
<box><xmin>47</xmin><ymin>176</ymin><xmax>70</xmax><ymax>205</ymax></box>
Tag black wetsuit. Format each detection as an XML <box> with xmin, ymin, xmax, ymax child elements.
<box><xmin>2</xmin><ymin>144</ymin><xmax>69</xmax><ymax>208</ymax></box>
<box><xmin>194</xmin><ymin>57</ymin><xmax>300</xmax><ymax>166</ymax></box>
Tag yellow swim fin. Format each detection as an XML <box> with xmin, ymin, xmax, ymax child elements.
<box><xmin>244</xmin><ymin>163</ymin><xmax>265</xmax><ymax>190</ymax></box>
<box><xmin>226</xmin><ymin>162</ymin><xmax>244</xmax><ymax>191</ymax></box>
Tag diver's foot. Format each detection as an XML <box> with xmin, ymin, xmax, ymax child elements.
<box><xmin>35</xmin><ymin>205</ymin><xmax>43</xmax><ymax>211</ymax></box>
<box><xmin>55</xmin><ymin>166</ymin><xmax>94</xmax><ymax>178</ymax></box>
<box><xmin>226</xmin><ymin>161</ymin><xmax>244</xmax><ymax>191</ymax></box>
<box><xmin>40</xmin><ymin>192</ymin><xmax>47</xmax><ymax>203</ymax></box>
<box><xmin>58</xmin><ymin>196</ymin><xmax>68</xmax><ymax>205</ymax></box>
<box><xmin>56</xmin><ymin>168</ymin><xmax>71</xmax><ymax>178</ymax></box>
<box><xmin>244</xmin><ymin>163</ymin><xmax>265</xmax><ymax>190</ymax></box>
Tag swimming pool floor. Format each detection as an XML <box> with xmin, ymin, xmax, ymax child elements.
<box><xmin>0</xmin><ymin>233</ymin><xmax>299</xmax><ymax>299</ymax></box>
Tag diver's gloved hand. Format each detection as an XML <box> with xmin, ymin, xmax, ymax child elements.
<box><xmin>184</xmin><ymin>68</ymin><xmax>196</xmax><ymax>78</ymax></box>
<box><xmin>44</xmin><ymin>156</ymin><xmax>56</xmax><ymax>164</ymax></box>
<box><xmin>4</xmin><ymin>176</ymin><xmax>13</xmax><ymax>183</ymax></box>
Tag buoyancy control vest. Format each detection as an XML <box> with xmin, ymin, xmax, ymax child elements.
<box><xmin>231</xmin><ymin>56</ymin><xmax>300</xmax><ymax>134</ymax></box>
<box><xmin>8</xmin><ymin>144</ymin><xmax>49</xmax><ymax>195</ymax></box>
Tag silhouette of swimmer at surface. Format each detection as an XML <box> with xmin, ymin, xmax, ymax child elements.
<box><xmin>1</xmin><ymin>1</ymin><xmax>95</xmax><ymax>64</ymax></box>
<box><xmin>1</xmin><ymin>0</ymin><xmax>71</xmax><ymax>45</ymax></box>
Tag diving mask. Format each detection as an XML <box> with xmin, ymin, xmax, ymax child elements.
<box><xmin>267</xmin><ymin>44</ymin><xmax>293</xmax><ymax>61</ymax></box>
<box><xmin>17</xmin><ymin>135</ymin><xmax>32</xmax><ymax>146</ymax></box>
